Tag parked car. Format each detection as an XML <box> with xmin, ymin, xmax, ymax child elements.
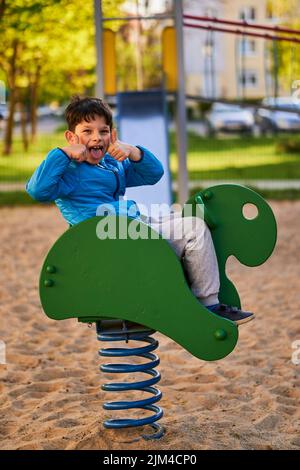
<box><xmin>52</xmin><ymin>105</ymin><xmax>65</xmax><ymax>117</ymax></box>
<box><xmin>0</xmin><ymin>104</ymin><xmax>8</xmax><ymax>120</ymax></box>
<box><xmin>256</xmin><ymin>97</ymin><xmax>300</xmax><ymax>135</ymax></box>
<box><xmin>0</xmin><ymin>104</ymin><xmax>7</xmax><ymax>130</ymax></box>
<box><xmin>205</xmin><ymin>103</ymin><xmax>255</xmax><ymax>136</ymax></box>
<box><xmin>0</xmin><ymin>104</ymin><xmax>22</xmax><ymax>123</ymax></box>
<box><xmin>37</xmin><ymin>105</ymin><xmax>58</xmax><ymax>118</ymax></box>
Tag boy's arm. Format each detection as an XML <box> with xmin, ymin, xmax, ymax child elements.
<box><xmin>122</xmin><ymin>146</ymin><xmax>164</xmax><ymax>187</ymax></box>
<box><xmin>107</xmin><ymin>131</ymin><xmax>164</xmax><ymax>187</ymax></box>
<box><xmin>26</xmin><ymin>148</ymin><xmax>76</xmax><ymax>201</ymax></box>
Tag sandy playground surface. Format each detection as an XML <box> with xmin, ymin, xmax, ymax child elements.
<box><xmin>0</xmin><ymin>201</ymin><xmax>299</xmax><ymax>450</ymax></box>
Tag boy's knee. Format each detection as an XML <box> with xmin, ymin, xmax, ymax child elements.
<box><xmin>167</xmin><ymin>216</ymin><xmax>206</xmax><ymax>247</ymax></box>
<box><xmin>182</xmin><ymin>216</ymin><xmax>207</xmax><ymax>237</ymax></box>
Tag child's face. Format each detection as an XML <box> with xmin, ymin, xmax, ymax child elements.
<box><xmin>66</xmin><ymin>115</ymin><xmax>112</xmax><ymax>165</ymax></box>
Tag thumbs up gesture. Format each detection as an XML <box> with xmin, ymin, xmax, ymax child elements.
<box><xmin>108</xmin><ymin>129</ymin><xmax>142</xmax><ymax>162</ymax></box>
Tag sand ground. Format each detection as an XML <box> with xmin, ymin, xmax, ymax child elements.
<box><xmin>0</xmin><ymin>202</ymin><xmax>299</xmax><ymax>450</ymax></box>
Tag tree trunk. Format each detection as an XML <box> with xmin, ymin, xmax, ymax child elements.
<box><xmin>18</xmin><ymin>99</ymin><xmax>29</xmax><ymax>152</ymax></box>
<box><xmin>30</xmin><ymin>64</ymin><xmax>41</xmax><ymax>144</ymax></box>
<box><xmin>134</xmin><ymin>0</ymin><xmax>144</xmax><ymax>91</ymax></box>
<box><xmin>3</xmin><ymin>39</ymin><xmax>18</xmax><ymax>156</ymax></box>
<box><xmin>3</xmin><ymin>92</ymin><xmax>16</xmax><ymax>155</ymax></box>
<box><xmin>0</xmin><ymin>0</ymin><xmax>6</xmax><ymax>21</ymax></box>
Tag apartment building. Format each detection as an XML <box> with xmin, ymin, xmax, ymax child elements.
<box><xmin>184</xmin><ymin>0</ymin><xmax>276</xmax><ymax>99</ymax></box>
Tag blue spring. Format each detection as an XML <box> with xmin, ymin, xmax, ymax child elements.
<box><xmin>96</xmin><ymin>320</ymin><xmax>164</xmax><ymax>440</ymax></box>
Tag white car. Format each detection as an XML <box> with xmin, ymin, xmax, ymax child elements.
<box><xmin>206</xmin><ymin>103</ymin><xmax>254</xmax><ymax>136</ymax></box>
<box><xmin>256</xmin><ymin>97</ymin><xmax>300</xmax><ymax>134</ymax></box>
<box><xmin>0</xmin><ymin>104</ymin><xmax>8</xmax><ymax>120</ymax></box>
<box><xmin>37</xmin><ymin>105</ymin><xmax>57</xmax><ymax>117</ymax></box>
<box><xmin>0</xmin><ymin>104</ymin><xmax>22</xmax><ymax>123</ymax></box>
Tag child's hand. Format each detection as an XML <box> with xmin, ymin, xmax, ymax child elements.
<box><xmin>108</xmin><ymin>129</ymin><xmax>141</xmax><ymax>162</ymax></box>
<box><xmin>61</xmin><ymin>144</ymin><xmax>89</xmax><ymax>163</ymax></box>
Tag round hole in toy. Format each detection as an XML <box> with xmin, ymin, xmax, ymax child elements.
<box><xmin>242</xmin><ymin>203</ymin><xmax>258</xmax><ymax>220</ymax></box>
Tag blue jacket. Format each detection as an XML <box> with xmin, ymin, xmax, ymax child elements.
<box><xmin>26</xmin><ymin>146</ymin><xmax>164</xmax><ymax>226</ymax></box>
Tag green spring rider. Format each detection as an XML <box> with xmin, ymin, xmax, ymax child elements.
<box><xmin>39</xmin><ymin>184</ymin><xmax>277</xmax><ymax>439</ymax></box>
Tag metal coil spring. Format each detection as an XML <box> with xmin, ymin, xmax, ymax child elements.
<box><xmin>96</xmin><ymin>320</ymin><xmax>164</xmax><ymax>440</ymax></box>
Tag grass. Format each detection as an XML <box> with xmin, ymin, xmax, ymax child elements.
<box><xmin>0</xmin><ymin>130</ymin><xmax>300</xmax><ymax>205</ymax></box>
<box><xmin>0</xmin><ymin>132</ymin><xmax>65</xmax><ymax>182</ymax></box>
<box><xmin>189</xmin><ymin>186</ymin><xmax>300</xmax><ymax>201</ymax></box>
<box><xmin>1</xmin><ymin>130</ymin><xmax>300</xmax><ymax>183</ymax></box>
<box><xmin>0</xmin><ymin>191</ymin><xmax>53</xmax><ymax>206</ymax></box>
<box><xmin>170</xmin><ymin>132</ymin><xmax>300</xmax><ymax>180</ymax></box>
<box><xmin>1</xmin><ymin>187</ymin><xmax>299</xmax><ymax>207</ymax></box>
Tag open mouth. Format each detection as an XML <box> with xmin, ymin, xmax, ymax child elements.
<box><xmin>89</xmin><ymin>145</ymin><xmax>104</xmax><ymax>160</ymax></box>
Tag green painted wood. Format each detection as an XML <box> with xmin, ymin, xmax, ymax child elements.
<box><xmin>40</xmin><ymin>216</ymin><xmax>238</xmax><ymax>361</ymax></box>
<box><xmin>39</xmin><ymin>184</ymin><xmax>277</xmax><ymax>362</ymax></box>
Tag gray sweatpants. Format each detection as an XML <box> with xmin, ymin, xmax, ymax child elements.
<box><xmin>147</xmin><ymin>212</ymin><xmax>220</xmax><ymax>307</ymax></box>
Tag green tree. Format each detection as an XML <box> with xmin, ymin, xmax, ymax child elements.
<box><xmin>0</xmin><ymin>0</ymin><xmax>166</xmax><ymax>155</ymax></box>
<box><xmin>268</xmin><ymin>0</ymin><xmax>300</xmax><ymax>94</ymax></box>
<box><xmin>0</xmin><ymin>0</ymin><xmax>6</xmax><ymax>20</ymax></box>
<box><xmin>0</xmin><ymin>0</ymin><xmax>96</xmax><ymax>155</ymax></box>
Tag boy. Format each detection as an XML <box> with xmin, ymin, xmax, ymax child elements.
<box><xmin>26</xmin><ymin>96</ymin><xmax>254</xmax><ymax>325</ymax></box>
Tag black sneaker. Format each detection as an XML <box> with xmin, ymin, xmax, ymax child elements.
<box><xmin>210</xmin><ymin>303</ymin><xmax>255</xmax><ymax>325</ymax></box>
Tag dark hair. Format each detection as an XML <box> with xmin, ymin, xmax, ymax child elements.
<box><xmin>65</xmin><ymin>96</ymin><xmax>113</xmax><ymax>131</ymax></box>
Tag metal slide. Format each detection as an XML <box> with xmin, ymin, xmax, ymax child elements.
<box><xmin>116</xmin><ymin>91</ymin><xmax>172</xmax><ymax>217</ymax></box>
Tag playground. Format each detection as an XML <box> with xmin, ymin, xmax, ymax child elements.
<box><xmin>0</xmin><ymin>199</ymin><xmax>299</xmax><ymax>450</ymax></box>
<box><xmin>1</xmin><ymin>0</ymin><xmax>300</xmax><ymax>453</ymax></box>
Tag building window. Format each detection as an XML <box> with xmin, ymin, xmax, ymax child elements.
<box><xmin>266</xmin><ymin>1</ymin><xmax>273</xmax><ymax>19</ymax></box>
<box><xmin>239</xmin><ymin>7</ymin><xmax>256</xmax><ymax>21</ymax></box>
<box><xmin>239</xmin><ymin>70</ymin><xmax>258</xmax><ymax>88</ymax></box>
<box><xmin>205</xmin><ymin>7</ymin><xmax>218</xmax><ymax>18</ymax></box>
<box><xmin>239</xmin><ymin>39</ymin><xmax>257</xmax><ymax>55</ymax></box>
